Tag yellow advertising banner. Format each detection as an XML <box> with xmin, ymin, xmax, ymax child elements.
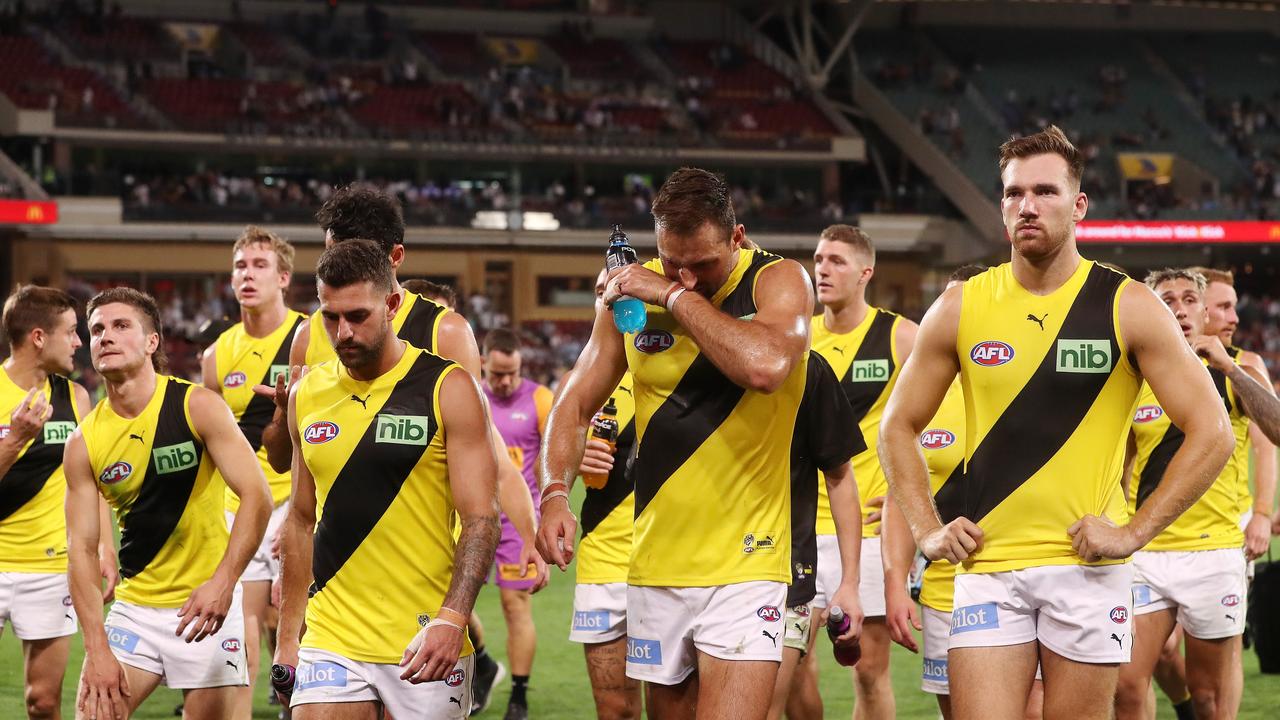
<box><xmin>1117</xmin><ymin>153</ymin><xmax>1175</xmax><ymax>180</ymax></box>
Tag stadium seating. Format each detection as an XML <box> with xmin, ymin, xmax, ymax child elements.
<box><xmin>0</xmin><ymin>34</ymin><xmax>147</xmax><ymax>129</ymax></box>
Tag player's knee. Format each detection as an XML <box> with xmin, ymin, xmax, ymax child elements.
<box><xmin>594</xmin><ymin>686</ymin><xmax>642</xmax><ymax>720</ymax></box>
<box><xmin>1113</xmin><ymin>673</ymin><xmax>1149</xmax><ymax>711</ymax></box>
<box><xmin>501</xmin><ymin>589</ymin><xmax>532</xmax><ymax>615</ymax></box>
<box><xmin>24</xmin><ymin>684</ymin><xmax>59</xmax><ymax>719</ymax></box>
<box><xmin>1190</xmin><ymin>687</ymin><xmax>1220</xmax><ymax>717</ymax></box>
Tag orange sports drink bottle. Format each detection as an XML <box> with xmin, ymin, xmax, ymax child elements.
<box><xmin>582</xmin><ymin>398</ymin><xmax>619</xmax><ymax>489</ymax></box>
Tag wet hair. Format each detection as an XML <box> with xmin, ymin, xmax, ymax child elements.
<box><xmin>651</xmin><ymin>167</ymin><xmax>736</xmax><ymax>240</ymax></box>
<box><xmin>998</xmin><ymin>125</ymin><xmax>1085</xmax><ymax>188</ymax></box>
<box><xmin>315</xmin><ymin>239</ymin><xmax>395</xmax><ymax>293</ymax></box>
<box><xmin>315</xmin><ymin>183</ymin><xmax>405</xmax><ymax>255</ymax></box>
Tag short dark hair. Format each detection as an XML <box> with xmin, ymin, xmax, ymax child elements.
<box><xmin>402</xmin><ymin>279</ymin><xmax>458</xmax><ymax>310</ymax></box>
<box><xmin>949</xmin><ymin>264</ymin><xmax>987</xmax><ymax>283</ymax></box>
<box><xmin>315</xmin><ymin>183</ymin><xmax>405</xmax><ymax>255</ymax></box>
<box><xmin>998</xmin><ymin>125</ymin><xmax>1085</xmax><ymax>188</ymax></box>
<box><xmin>819</xmin><ymin>224</ymin><xmax>875</xmax><ymax>265</ymax></box>
<box><xmin>3</xmin><ymin>285</ymin><xmax>77</xmax><ymax>350</ymax></box>
<box><xmin>651</xmin><ymin>167</ymin><xmax>736</xmax><ymax>240</ymax></box>
<box><xmin>86</xmin><ymin>287</ymin><xmax>167</xmax><ymax>372</ymax></box>
<box><xmin>482</xmin><ymin>328</ymin><xmax>521</xmax><ymax>356</ymax></box>
<box><xmin>316</xmin><ymin>239</ymin><xmax>395</xmax><ymax>293</ymax></box>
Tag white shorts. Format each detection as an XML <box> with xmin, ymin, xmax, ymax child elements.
<box><xmin>949</xmin><ymin>563</ymin><xmax>1134</xmax><ymax>664</ymax></box>
<box><xmin>1241</xmin><ymin>510</ymin><xmax>1256</xmax><ymax>580</ymax></box>
<box><xmin>813</xmin><ymin>534</ymin><xmax>886</xmax><ymax>617</ymax></box>
<box><xmin>569</xmin><ymin>582</ymin><xmax>627</xmax><ymax>644</ymax></box>
<box><xmin>103</xmin><ymin>589</ymin><xmax>248</xmax><ymax>689</ymax></box>
<box><xmin>1131</xmin><ymin>548</ymin><xmax>1248</xmax><ymax>640</ymax></box>
<box><xmin>0</xmin><ymin>572</ymin><xmax>76</xmax><ymax>641</ymax></box>
<box><xmin>226</xmin><ymin>501</ymin><xmax>290</xmax><ymax>583</ymax></box>
<box><xmin>784</xmin><ymin>604</ymin><xmax>813</xmax><ymax>654</ymax></box>
<box><xmin>624</xmin><ymin>580</ymin><xmax>787</xmax><ymax>685</ymax></box>
<box><xmin>921</xmin><ymin>605</ymin><xmax>951</xmax><ymax>694</ymax></box>
<box><xmin>292</xmin><ymin>647</ymin><xmax>473</xmax><ymax>717</ymax></box>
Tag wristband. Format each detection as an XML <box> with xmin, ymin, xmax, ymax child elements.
<box><xmin>540</xmin><ymin>490</ymin><xmax>569</xmax><ymax>508</ymax></box>
<box><xmin>425</xmin><ymin>619</ymin><xmax>464</xmax><ymax>633</ymax></box>
<box><xmin>659</xmin><ymin>281</ymin><xmax>680</xmax><ymax>308</ymax></box>
<box><xmin>666</xmin><ymin>286</ymin><xmax>687</xmax><ymax>312</ymax></box>
<box><xmin>436</xmin><ymin>606</ymin><xmax>467</xmax><ymax>627</ymax></box>
<box><xmin>542</xmin><ymin>482</ymin><xmax>568</xmax><ymax>498</ymax></box>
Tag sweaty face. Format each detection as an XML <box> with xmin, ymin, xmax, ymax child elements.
<box><xmin>1202</xmin><ymin>281</ymin><xmax>1239</xmax><ymax>344</ymax></box>
<box><xmin>89</xmin><ymin>303</ymin><xmax>158</xmax><ymax>378</ymax></box>
<box><xmin>232</xmin><ymin>244</ymin><xmax>289</xmax><ymax>310</ymax></box>
<box><xmin>655</xmin><ymin>221</ymin><xmax>742</xmax><ymax>298</ymax></box>
<box><xmin>594</xmin><ymin>267</ymin><xmax>608</xmax><ymax>315</ymax></box>
<box><xmin>40</xmin><ymin>309</ymin><xmax>82</xmax><ymax>376</ymax></box>
<box><xmin>484</xmin><ymin>350</ymin><xmax>522</xmax><ymax>398</ymax></box>
<box><xmin>318</xmin><ymin>281</ymin><xmax>398</xmax><ymax>372</ymax></box>
<box><xmin>813</xmin><ymin>239</ymin><xmax>871</xmax><ymax>307</ymax></box>
<box><xmin>1155</xmin><ymin>278</ymin><xmax>1208</xmax><ymax>341</ymax></box>
<box><xmin>1000</xmin><ymin>154</ymin><xmax>1087</xmax><ymax>261</ymax></box>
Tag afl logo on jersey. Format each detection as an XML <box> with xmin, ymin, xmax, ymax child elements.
<box><xmin>970</xmin><ymin>341</ymin><xmax>1014</xmax><ymax>366</ymax></box>
<box><xmin>445</xmin><ymin>669</ymin><xmax>465</xmax><ymax>687</ymax></box>
<box><xmin>920</xmin><ymin>429</ymin><xmax>956</xmax><ymax>450</ymax></box>
<box><xmin>99</xmin><ymin>462</ymin><xmax>132</xmax><ymax>485</ymax></box>
<box><xmin>304</xmin><ymin>421</ymin><xmax>340</xmax><ymax>444</ymax></box>
<box><xmin>1222</xmin><ymin>594</ymin><xmax>1241</xmax><ymax>607</ymax></box>
<box><xmin>221</xmin><ymin>638</ymin><xmax>242</xmax><ymax>652</ymax></box>
<box><xmin>1134</xmin><ymin>406</ymin><xmax>1163</xmax><ymax>423</ymax></box>
<box><xmin>757</xmin><ymin>605</ymin><xmax>782</xmax><ymax>622</ymax></box>
<box><xmin>634</xmin><ymin>329</ymin><xmax>674</xmax><ymax>354</ymax></box>
<box><xmin>223</xmin><ymin>371</ymin><xmax>247</xmax><ymax>388</ymax></box>
<box><xmin>1109</xmin><ymin>606</ymin><xmax>1129</xmax><ymax>624</ymax></box>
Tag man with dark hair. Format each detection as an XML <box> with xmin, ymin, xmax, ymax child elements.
<box><xmin>274</xmin><ymin>240</ymin><xmax>501</xmax><ymax>719</ymax></box>
<box><xmin>65</xmin><ymin>287</ymin><xmax>272</xmax><ymax>720</ymax></box>
<box><xmin>879</xmin><ymin>125</ymin><xmax>1235</xmax><ymax>719</ymax></box>
<box><xmin>480</xmin><ymin>327</ymin><xmax>554</xmax><ymax>720</ymax></box>
<box><xmin>539</xmin><ymin>166</ymin><xmax>816</xmax><ymax>719</ymax></box>
<box><xmin>402</xmin><ymin>280</ymin><xmax>459</xmax><ymax>311</ymax></box>
<box><xmin>0</xmin><ymin>286</ymin><xmax>115</xmax><ymax>720</ymax></box>
<box><xmin>314</xmin><ymin>183</ymin><xmax>406</xmax><ymax>256</ymax></box>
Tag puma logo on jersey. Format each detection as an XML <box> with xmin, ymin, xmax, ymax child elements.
<box><xmin>449</xmin><ymin>697</ymin><xmax>462</xmax><ymax>707</ymax></box>
<box><xmin>762</xmin><ymin>630</ymin><xmax>779</xmax><ymax>646</ymax></box>
<box><xmin>1026</xmin><ymin>313</ymin><xmax>1047</xmax><ymax>331</ymax></box>
<box><xmin>619</xmin><ymin>385</ymin><xmax>632</xmax><ymax>396</ymax></box>
<box><xmin>350</xmin><ymin>394</ymin><xmax>371</xmax><ymax>409</ymax></box>
<box><xmin>226</xmin><ymin>660</ymin><xmax>239</xmax><ymax>671</ymax></box>
<box><xmin>251</xmin><ymin>350</ymin><xmax>264</xmax><ymax>359</ymax></box>
<box><xmin>1110</xmin><ymin>633</ymin><xmax>1124</xmax><ymax>649</ymax></box>
<box><xmin>832</xmin><ymin>346</ymin><xmax>847</xmax><ymax>356</ymax></box>
<box><xmin>129</xmin><ymin>432</ymin><xmax>145</xmax><ymax>443</ymax></box>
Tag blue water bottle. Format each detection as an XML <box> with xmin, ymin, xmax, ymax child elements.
<box><xmin>606</xmin><ymin>224</ymin><xmax>647</xmax><ymax>333</ymax></box>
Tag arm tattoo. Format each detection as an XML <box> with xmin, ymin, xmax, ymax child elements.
<box><xmin>442</xmin><ymin>515</ymin><xmax>501</xmax><ymax>615</ymax></box>
<box><xmin>1229</xmin><ymin>365</ymin><xmax>1280</xmax><ymax>445</ymax></box>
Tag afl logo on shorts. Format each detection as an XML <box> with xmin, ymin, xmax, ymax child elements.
<box><xmin>445</xmin><ymin>669</ymin><xmax>465</xmax><ymax>687</ymax></box>
<box><xmin>223</xmin><ymin>371</ymin><xmax>247</xmax><ymax>388</ymax></box>
<box><xmin>634</xmin><ymin>329</ymin><xmax>674</xmax><ymax>354</ymax></box>
<box><xmin>99</xmin><ymin>462</ymin><xmax>132</xmax><ymax>485</ymax></box>
<box><xmin>1133</xmin><ymin>406</ymin><xmax>1163</xmax><ymax>423</ymax></box>
<box><xmin>920</xmin><ymin>429</ymin><xmax>956</xmax><ymax>450</ymax></box>
<box><xmin>970</xmin><ymin>341</ymin><xmax>1014</xmax><ymax>367</ymax></box>
<box><xmin>304</xmin><ymin>421</ymin><xmax>339</xmax><ymax>444</ymax></box>
<box><xmin>1109</xmin><ymin>606</ymin><xmax>1129</xmax><ymax>624</ymax></box>
<box><xmin>1222</xmin><ymin>594</ymin><xmax>1241</xmax><ymax>607</ymax></box>
<box><xmin>221</xmin><ymin>638</ymin><xmax>242</xmax><ymax>652</ymax></box>
<box><xmin>757</xmin><ymin>605</ymin><xmax>782</xmax><ymax>622</ymax></box>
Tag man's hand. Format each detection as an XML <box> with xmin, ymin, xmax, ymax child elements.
<box><xmin>604</xmin><ymin>264</ymin><xmax>686</xmax><ymax>308</ymax></box>
<box><xmin>917</xmin><ymin>518</ymin><xmax>983</xmax><ymax>564</ymax></box>
<box><xmin>1190</xmin><ymin>335</ymin><xmax>1235</xmax><ymax>374</ymax></box>
<box><xmin>536</xmin><ymin>497</ymin><xmax>578</xmax><ymax>570</ymax></box>
<box><xmin>884</xmin><ymin>583</ymin><xmax>922</xmax><ymax>653</ymax></box>
<box><xmin>253</xmin><ymin>365</ymin><xmax>307</xmax><ymax>412</ymax></box>
<box><xmin>6</xmin><ymin>389</ymin><xmax>51</xmax><ymax>445</ymax></box>
<box><xmin>399</xmin><ymin>623</ymin><xmax>465</xmax><ymax>683</ymax></box>
<box><xmin>99</xmin><ymin>549</ymin><xmax>119</xmax><ymax>604</ymax></box>
<box><xmin>176</xmin><ymin>576</ymin><xmax>235</xmax><ymax>643</ymax></box>
<box><xmin>78</xmin><ymin>648</ymin><xmax>131</xmax><ymax>720</ymax></box>
<box><xmin>865</xmin><ymin>495</ymin><xmax>885</xmax><ymax>531</ymax></box>
<box><xmin>1068</xmin><ymin>515</ymin><xmax>1142</xmax><ymax>562</ymax></box>
<box><xmin>272</xmin><ymin>639</ymin><xmax>300</xmax><ymax>705</ymax></box>
<box><xmin>270</xmin><ymin>521</ymin><xmax>285</xmax><ymax>561</ymax></box>
<box><xmin>517</xmin><ymin>542</ymin><xmax>550</xmax><ymax>593</ymax></box>
<box><xmin>579</xmin><ymin>438</ymin><xmax>615</xmax><ymax>477</ymax></box>
<box><xmin>1244</xmin><ymin>513</ymin><xmax>1272</xmax><ymax>560</ymax></box>
<box><xmin>270</xmin><ymin>577</ymin><xmax>282</xmax><ymax>609</ymax></box>
<box><xmin>828</xmin><ymin>583</ymin><xmax>864</xmax><ymax>647</ymax></box>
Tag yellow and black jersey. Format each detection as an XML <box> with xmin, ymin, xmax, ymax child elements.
<box><xmin>957</xmin><ymin>260</ymin><xmax>1140</xmax><ymax>573</ymax></box>
<box><xmin>576</xmin><ymin>373</ymin><xmax>636</xmax><ymax>585</ymax></box>
<box><xmin>1128</xmin><ymin>360</ymin><xmax>1247</xmax><ymax>551</ymax></box>
<box><xmin>918</xmin><ymin>379</ymin><xmax>965</xmax><ymax>613</ymax></box>
<box><xmin>214</xmin><ymin>311</ymin><xmax>306</xmax><ymax>512</ymax></box>
<box><xmin>788</xmin><ymin>353</ymin><xmax>865</xmax><ymax>607</ymax></box>
<box><xmin>296</xmin><ymin>344</ymin><xmax>473</xmax><ymax>664</ymax></box>
<box><xmin>1226</xmin><ymin>346</ymin><xmax>1256</xmax><ymax>518</ymax></box>
<box><xmin>0</xmin><ymin>370</ymin><xmax>81</xmax><ymax>573</ymax></box>
<box><xmin>811</xmin><ymin>307</ymin><xmax>904</xmax><ymax>538</ymax></box>
<box><xmin>625</xmin><ymin>248</ymin><xmax>806</xmax><ymax>587</ymax></box>
<box><xmin>82</xmin><ymin>377</ymin><xmax>227</xmax><ymax>607</ymax></box>
<box><xmin>305</xmin><ymin>290</ymin><xmax>448</xmax><ymax>367</ymax></box>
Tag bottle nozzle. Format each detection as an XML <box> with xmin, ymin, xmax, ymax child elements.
<box><xmin>609</xmin><ymin>224</ymin><xmax>628</xmax><ymax>244</ymax></box>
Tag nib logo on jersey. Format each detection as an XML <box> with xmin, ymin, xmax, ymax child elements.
<box><xmin>268</xmin><ymin>365</ymin><xmax>289</xmax><ymax>386</ymax></box>
<box><xmin>375</xmin><ymin>414</ymin><xmax>432</xmax><ymax>446</ymax></box>
<box><xmin>43</xmin><ymin>421</ymin><xmax>76</xmax><ymax>445</ymax></box>
<box><xmin>951</xmin><ymin>603</ymin><xmax>999</xmax><ymax>635</ymax></box>
<box><xmin>848</xmin><ymin>359</ymin><xmax>890</xmax><ymax>382</ymax></box>
<box><xmin>297</xmin><ymin>661</ymin><xmax>348</xmax><ymax>691</ymax></box>
<box><xmin>1056</xmin><ymin>339</ymin><xmax>1113</xmax><ymax>374</ymax></box>
<box><xmin>626</xmin><ymin>637</ymin><xmax>662</xmax><ymax>665</ymax></box>
<box><xmin>153</xmin><ymin>441</ymin><xmax>199</xmax><ymax>474</ymax></box>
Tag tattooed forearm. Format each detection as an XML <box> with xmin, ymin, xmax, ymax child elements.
<box><xmin>1229</xmin><ymin>365</ymin><xmax>1280</xmax><ymax>445</ymax></box>
<box><xmin>443</xmin><ymin>515</ymin><xmax>501</xmax><ymax>615</ymax></box>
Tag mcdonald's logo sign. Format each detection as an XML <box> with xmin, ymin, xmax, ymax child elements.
<box><xmin>0</xmin><ymin>200</ymin><xmax>58</xmax><ymax>225</ymax></box>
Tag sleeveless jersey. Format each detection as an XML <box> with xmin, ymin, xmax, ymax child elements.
<box><xmin>788</xmin><ymin>353</ymin><xmax>865</xmax><ymax>607</ymax></box>
<box><xmin>484</xmin><ymin>379</ymin><xmax>553</xmax><ymax>501</ymax></box>
<box><xmin>214</xmin><ymin>310</ymin><xmax>306</xmax><ymax>512</ymax></box>
<box><xmin>626</xmin><ymin>247</ymin><xmax>806</xmax><ymax>586</ymax></box>
<box><xmin>957</xmin><ymin>260</ymin><xmax>1140</xmax><ymax>573</ymax></box>
<box><xmin>0</xmin><ymin>370</ymin><xmax>81</xmax><ymax>572</ymax></box>
<box><xmin>1226</xmin><ymin>346</ymin><xmax>1256</xmax><ymax>517</ymax></box>
<box><xmin>918</xmin><ymin>379</ymin><xmax>966</xmax><ymax>613</ymax></box>
<box><xmin>305</xmin><ymin>290</ymin><xmax>449</xmax><ymax>367</ymax></box>
<box><xmin>296</xmin><ymin>344</ymin><xmax>473</xmax><ymax>663</ymax></box>
<box><xmin>1128</xmin><ymin>361</ymin><xmax>1247</xmax><ymax>551</ymax></box>
<box><xmin>82</xmin><ymin>377</ymin><xmax>227</xmax><ymax>607</ymax></box>
<box><xmin>811</xmin><ymin>307</ymin><xmax>903</xmax><ymax>537</ymax></box>
<box><xmin>577</xmin><ymin>373</ymin><xmax>636</xmax><ymax>585</ymax></box>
